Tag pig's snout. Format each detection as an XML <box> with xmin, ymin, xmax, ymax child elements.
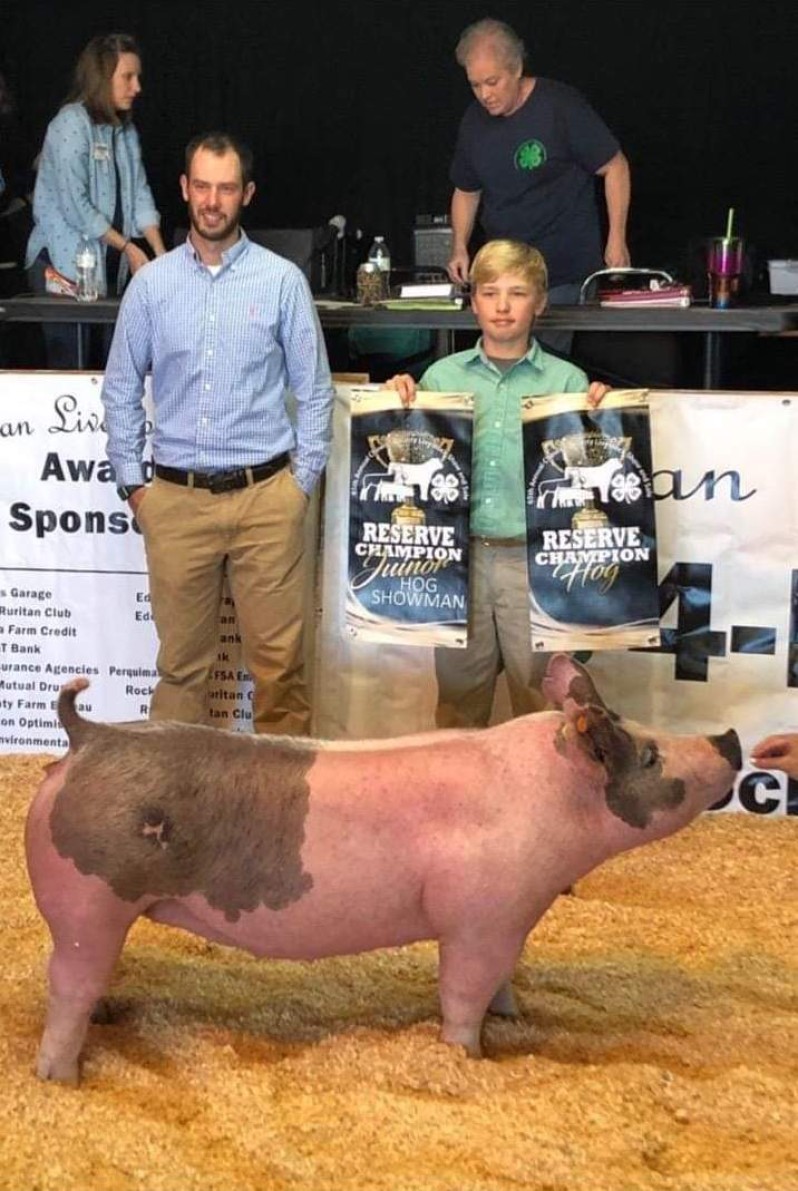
<box><xmin>709</xmin><ymin>729</ymin><xmax>742</xmax><ymax>772</ymax></box>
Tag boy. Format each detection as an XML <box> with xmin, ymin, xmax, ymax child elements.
<box><xmin>387</xmin><ymin>239</ymin><xmax>607</xmax><ymax>727</ymax></box>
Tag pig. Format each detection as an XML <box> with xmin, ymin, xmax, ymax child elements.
<box><xmin>387</xmin><ymin>455</ymin><xmax>444</xmax><ymax>502</ymax></box>
<box><xmin>564</xmin><ymin>456</ymin><xmax>623</xmax><ymax>503</ymax></box>
<box><xmin>25</xmin><ymin>654</ymin><xmax>741</xmax><ymax>1085</ymax></box>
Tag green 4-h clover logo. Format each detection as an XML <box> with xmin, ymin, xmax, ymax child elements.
<box><xmin>514</xmin><ymin>139</ymin><xmax>547</xmax><ymax>171</ymax></box>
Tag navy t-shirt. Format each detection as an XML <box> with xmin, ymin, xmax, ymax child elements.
<box><xmin>450</xmin><ymin>78</ymin><xmax>620</xmax><ymax>287</ymax></box>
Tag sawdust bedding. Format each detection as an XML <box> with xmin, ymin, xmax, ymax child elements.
<box><xmin>1</xmin><ymin>753</ymin><xmax>796</xmax><ymax>1191</ymax></box>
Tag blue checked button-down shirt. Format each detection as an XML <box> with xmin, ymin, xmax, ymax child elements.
<box><xmin>101</xmin><ymin>233</ymin><xmax>334</xmax><ymax>493</ymax></box>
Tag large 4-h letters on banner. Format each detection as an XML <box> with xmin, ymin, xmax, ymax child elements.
<box><xmin>347</xmin><ymin>389</ymin><xmax>473</xmax><ymax>647</ymax></box>
<box><xmin>523</xmin><ymin>390</ymin><xmax>661</xmax><ymax>650</ymax></box>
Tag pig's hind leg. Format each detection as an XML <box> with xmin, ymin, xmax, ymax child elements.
<box><xmin>437</xmin><ymin>930</ymin><xmax>526</xmax><ymax>1057</ymax></box>
<box><xmin>37</xmin><ymin>906</ymin><xmax>134</xmax><ymax>1085</ymax></box>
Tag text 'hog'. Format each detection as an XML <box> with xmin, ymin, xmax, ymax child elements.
<box><xmin>25</xmin><ymin>654</ymin><xmax>741</xmax><ymax>1084</ymax></box>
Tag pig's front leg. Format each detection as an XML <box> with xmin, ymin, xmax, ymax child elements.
<box><xmin>437</xmin><ymin>932</ymin><xmax>526</xmax><ymax>1057</ymax></box>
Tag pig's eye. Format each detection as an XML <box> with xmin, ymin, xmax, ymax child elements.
<box><xmin>640</xmin><ymin>744</ymin><xmax>658</xmax><ymax>769</ymax></box>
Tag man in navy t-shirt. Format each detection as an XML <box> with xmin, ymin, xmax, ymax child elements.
<box><xmin>448</xmin><ymin>18</ymin><xmax>631</xmax><ymax>315</ymax></box>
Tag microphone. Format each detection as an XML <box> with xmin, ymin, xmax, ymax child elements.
<box><xmin>328</xmin><ymin>214</ymin><xmax>347</xmax><ymax>240</ymax></box>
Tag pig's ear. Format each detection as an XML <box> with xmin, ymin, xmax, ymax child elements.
<box><xmin>556</xmin><ymin>703</ymin><xmax>631</xmax><ymax>771</ymax></box>
<box><xmin>542</xmin><ymin>654</ymin><xmax>609</xmax><ymax>712</ymax></box>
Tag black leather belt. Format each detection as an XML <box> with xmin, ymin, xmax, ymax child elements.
<box><xmin>154</xmin><ymin>453</ymin><xmax>289</xmax><ymax>494</ymax></box>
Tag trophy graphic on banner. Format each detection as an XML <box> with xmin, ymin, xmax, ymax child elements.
<box><xmin>558</xmin><ymin>433</ymin><xmax>616</xmax><ymax>531</ymax></box>
<box><xmin>384</xmin><ymin>429</ymin><xmax>440</xmax><ymax>527</ymax></box>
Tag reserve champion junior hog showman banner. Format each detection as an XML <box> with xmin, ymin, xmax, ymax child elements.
<box><xmin>2</xmin><ymin>375</ymin><xmax>797</xmax><ymax>817</ymax></box>
<box><xmin>523</xmin><ymin>390</ymin><xmax>661</xmax><ymax>651</ymax></box>
<box><xmin>346</xmin><ymin>388</ymin><xmax>473</xmax><ymax>647</ymax></box>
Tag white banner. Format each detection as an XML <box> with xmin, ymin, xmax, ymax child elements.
<box><xmin>586</xmin><ymin>391</ymin><xmax>798</xmax><ymax>816</ymax></box>
<box><xmin>1</xmin><ymin>373</ymin><xmax>158</xmax><ymax>747</ymax></box>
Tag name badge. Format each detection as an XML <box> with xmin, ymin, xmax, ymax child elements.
<box><xmin>92</xmin><ymin>142</ymin><xmax>110</xmax><ymax>162</ymax></box>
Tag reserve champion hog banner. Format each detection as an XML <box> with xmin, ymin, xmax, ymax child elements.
<box><xmin>347</xmin><ymin>389</ymin><xmax>473</xmax><ymax>646</ymax></box>
<box><xmin>523</xmin><ymin>390</ymin><xmax>661</xmax><ymax>651</ymax></box>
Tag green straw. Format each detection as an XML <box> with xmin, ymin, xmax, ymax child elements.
<box><xmin>725</xmin><ymin>207</ymin><xmax>735</xmax><ymax>241</ymax></box>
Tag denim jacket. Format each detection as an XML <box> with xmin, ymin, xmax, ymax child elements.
<box><xmin>26</xmin><ymin>102</ymin><xmax>160</xmax><ymax>294</ymax></box>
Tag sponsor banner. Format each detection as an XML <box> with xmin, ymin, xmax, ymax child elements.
<box><xmin>0</xmin><ymin>373</ymin><xmax>253</xmax><ymax>751</ymax></box>
<box><xmin>347</xmin><ymin>388</ymin><xmax>473</xmax><ymax>646</ymax></box>
<box><xmin>523</xmin><ymin>390</ymin><xmax>660</xmax><ymax>650</ymax></box>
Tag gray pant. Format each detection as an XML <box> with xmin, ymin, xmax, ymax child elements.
<box><xmin>434</xmin><ymin>540</ymin><xmax>548</xmax><ymax>729</ymax></box>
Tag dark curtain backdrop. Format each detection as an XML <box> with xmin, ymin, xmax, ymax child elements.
<box><xmin>3</xmin><ymin>0</ymin><xmax>798</xmax><ymax>281</ymax></box>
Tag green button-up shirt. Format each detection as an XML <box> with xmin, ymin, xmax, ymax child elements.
<box><xmin>419</xmin><ymin>338</ymin><xmax>588</xmax><ymax>537</ymax></box>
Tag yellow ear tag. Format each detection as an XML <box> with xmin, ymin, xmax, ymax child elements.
<box><xmin>576</xmin><ymin>714</ymin><xmax>588</xmax><ymax>734</ymax></box>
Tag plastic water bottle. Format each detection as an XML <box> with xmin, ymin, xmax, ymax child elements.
<box><xmin>367</xmin><ymin>235</ymin><xmax>391</xmax><ymax>299</ymax></box>
<box><xmin>75</xmin><ymin>235</ymin><xmax>98</xmax><ymax>302</ymax></box>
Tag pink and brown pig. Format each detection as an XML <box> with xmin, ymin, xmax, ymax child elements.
<box><xmin>25</xmin><ymin>654</ymin><xmax>740</xmax><ymax>1084</ymax></box>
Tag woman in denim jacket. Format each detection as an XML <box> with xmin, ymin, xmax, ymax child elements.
<box><xmin>26</xmin><ymin>32</ymin><xmax>165</xmax><ymax>365</ymax></box>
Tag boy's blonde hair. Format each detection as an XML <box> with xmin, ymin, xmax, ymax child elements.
<box><xmin>470</xmin><ymin>240</ymin><xmax>548</xmax><ymax>293</ymax></box>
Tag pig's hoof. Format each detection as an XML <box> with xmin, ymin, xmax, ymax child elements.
<box><xmin>36</xmin><ymin>1054</ymin><xmax>80</xmax><ymax>1086</ymax></box>
<box><xmin>440</xmin><ymin>1026</ymin><xmax>483</xmax><ymax>1058</ymax></box>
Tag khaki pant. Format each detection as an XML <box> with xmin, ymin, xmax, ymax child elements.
<box><xmin>136</xmin><ymin>468</ymin><xmax>311</xmax><ymax>735</ymax></box>
<box><xmin>434</xmin><ymin>541</ymin><xmax>547</xmax><ymax>729</ymax></box>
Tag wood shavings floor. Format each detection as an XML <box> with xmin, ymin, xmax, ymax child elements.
<box><xmin>1</xmin><ymin>754</ymin><xmax>796</xmax><ymax>1191</ymax></box>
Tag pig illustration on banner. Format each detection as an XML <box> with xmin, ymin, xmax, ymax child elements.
<box><xmin>25</xmin><ymin>655</ymin><xmax>740</xmax><ymax>1085</ymax></box>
